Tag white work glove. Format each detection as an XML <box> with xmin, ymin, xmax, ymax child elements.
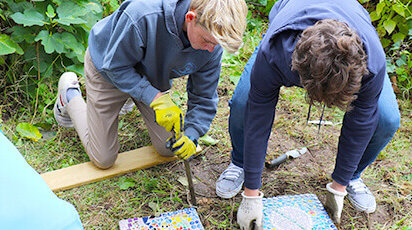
<box><xmin>237</xmin><ymin>191</ymin><xmax>264</xmax><ymax>230</ymax></box>
<box><xmin>325</xmin><ymin>182</ymin><xmax>347</xmax><ymax>224</ymax></box>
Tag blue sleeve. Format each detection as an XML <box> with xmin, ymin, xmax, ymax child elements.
<box><xmin>184</xmin><ymin>48</ymin><xmax>223</xmax><ymax>140</ymax></box>
<box><xmin>243</xmin><ymin>48</ymin><xmax>283</xmax><ymax>189</ymax></box>
<box><xmin>332</xmin><ymin>69</ymin><xmax>384</xmax><ymax>185</ymax></box>
<box><xmin>0</xmin><ymin>133</ymin><xmax>83</xmax><ymax>230</ymax></box>
<box><xmin>100</xmin><ymin>11</ymin><xmax>159</xmax><ymax>105</ymax></box>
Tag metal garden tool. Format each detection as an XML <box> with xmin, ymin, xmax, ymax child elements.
<box><xmin>166</xmin><ymin>130</ymin><xmax>197</xmax><ymax>206</ymax></box>
<box><xmin>265</xmin><ymin>147</ymin><xmax>308</xmax><ymax>168</ymax></box>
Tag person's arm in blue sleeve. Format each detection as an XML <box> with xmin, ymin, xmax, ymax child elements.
<box><xmin>184</xmin><ymin>48</ymin><xmax>223</xmax><ymax>141</ymax></box>
<box><xmin>243</xmin><ymin>48</ymin><xmax>283</xmax><ymax>190</ymax></box>
<box><xmin>100</xmin><ymin>13</ymin><xmax>159</xmax><ymax>106</ymax></box>
<box><xmin>332</xmin><ymin>69</ymin><xmax>385</xmax><ymax>185</ymax></box>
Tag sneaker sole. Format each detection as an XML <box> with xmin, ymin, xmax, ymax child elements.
<box><xmin>216</xmin><ymin>181</ymin><xmax>243</xmax><ymax>199</ymax></box>
<box><xmin>53</xmin><ymin>99</ymin><xmax>74</xmax><ymax>128</ymax></box>
<box><xmin>347</xmin><ymin>195</ymin><xmax>376</xmax><ymax>213</ymax></box>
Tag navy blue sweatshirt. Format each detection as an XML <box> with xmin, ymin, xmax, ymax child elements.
<box><xmin>243</xmin><ymin>0</ymin><xmax>386</xmax><ymax>189</ymax></box>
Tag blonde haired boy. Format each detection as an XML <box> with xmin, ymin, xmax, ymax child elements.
<box><xmin>53</xmin><ymin>0</ymin><xmax>248</xmax><ymax>169</ymax></box>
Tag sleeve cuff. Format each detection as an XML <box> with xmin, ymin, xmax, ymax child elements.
<box><xmin>139</xmin><ymin>85</ymin><xmax>160</xmax><ymax>106</ymax></box>
<box><xmin>184</xmin><ymin>127</ymin><xmax>200</xmax><ymax>145</ymax></box>
<box><xmin>244</xmin><ymin>170</ymin><xmax>262</xmax><ymax>190</ymax></box>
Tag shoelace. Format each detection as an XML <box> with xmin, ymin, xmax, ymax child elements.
<box><xmin>349</xmin><ymin>179</ymin><xmax>370</xmax><ymax>194</ymax></box>
<box><xmin>223</xmin><ymin>164</ymin><xmax>243</xmax><ymax>181</ymax></box>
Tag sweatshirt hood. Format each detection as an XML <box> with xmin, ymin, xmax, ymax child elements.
<box><xmin>164</xmin><ymin>0</ymin><xmax>191</xmax><ymax>49</ymax></box>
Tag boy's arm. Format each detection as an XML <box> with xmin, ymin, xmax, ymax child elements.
<box><xmin>332</xmin><ymin>69</ymin><xmax>385</xmax><ymax>186</ymax></box>
<box><xmin>184</xmin><ymin>48</ymin><xmax>223</xmax><ymax>141</ymax></box>
<box><xmin>99</xmin><ymin>13</ymin><xmax>159</xmax><ymax>106</ymax></box>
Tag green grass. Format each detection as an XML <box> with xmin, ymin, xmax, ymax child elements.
<box><xmin>1</xmin><ymin>22</ymin><xmax>412</xmax><ymax>229</ymax></box>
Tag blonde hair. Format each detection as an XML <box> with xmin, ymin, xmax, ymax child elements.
<box><xmin>190</xmin><ymin>0</ymin><xmax>248</xmax><ymax>53</ymax></box>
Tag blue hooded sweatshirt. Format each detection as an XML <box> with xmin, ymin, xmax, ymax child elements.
<box><xmin>88</xmin><ymin>0</ymin><xmax>223</xmax><ymax>141</ymax></box>
<box><xmin>243</xmin><ymin>0</ymin><xmax>386</xmax><ymax>189</ymax></box>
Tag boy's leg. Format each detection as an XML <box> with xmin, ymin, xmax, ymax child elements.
<box><xmin>228</xmin><ymin>47</ymin><xmax>259</xmax><ymax>168</ymax></box>
<box><xmin>216</xmin><ymin>44</ymin><xmax>260</xmax><ymax>199</ymax></box>
<box><xmin>346</xmin><ymin>74</ymin><xmax>400</xmax><ymax>213</ymax></box>
<box><xmin>134</xmin><ymin>100</ymin><xmax>175</xmax><ymax>157</ymax></box>
<box><xmin>352</xmin><ymin>74</ymin><xmax>401</xmax><ymax>179</ymax></box>
<box><xmin>67</xmin><ymin>49</ymin><xmax>129</xmax><ymax>169</ymax></box>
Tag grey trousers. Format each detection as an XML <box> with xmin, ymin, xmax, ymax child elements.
<box><xmin>67</xmin><ymin>49</ymin><xmax>174</xmax><ymax>169</ymax></box>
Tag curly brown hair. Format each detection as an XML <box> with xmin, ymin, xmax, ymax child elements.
<box><xmin>291</xmin><ymin>19</ymin><xmax>369</xmax><ymax>111</ymax></box>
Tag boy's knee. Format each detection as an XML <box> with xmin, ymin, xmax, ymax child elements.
<box><xmin>88</xmin><ymin>150</ymin><xmax>117</xmax><ymax>169</ymax></box>
<box><xmin>153</xmin><ymin>144</ymin><xmax>175</xmax><ymax>157</ymax></box>
<box><xmin>381</xmin><ymin>112</ymin><xmax>401</xmax><ymax>136</ymax></box>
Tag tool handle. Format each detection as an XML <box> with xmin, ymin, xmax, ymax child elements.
<box><xmin>265</xmin><ymin>154</ymin><xmax>288</xmax><ymax>168</ymax></box>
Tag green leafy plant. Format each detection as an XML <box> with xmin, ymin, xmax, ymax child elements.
<box><xmin>1</xmin><ymin>0</ymin><xmax>102</xmax><ymax>75</ymax></box>
<box><xmin>0</xmin><ymin>0</ymin><xmax>103</xmax><ymax>120</ymax></box>
<box><xmin>360</xmin><ymin>0</ymin><xmax>412</xmax><ymax>98</ymax></box>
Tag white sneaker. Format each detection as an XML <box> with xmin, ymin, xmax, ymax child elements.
<box><xmin>346</xmin><ymin>178</ymin><xmax>376</xmax><ymax>213</ymax></box>
<box><xmin>216</xmin><ymin>162</ymin><xmax>244</xmax><ymax>198</ymax></box>
<box><xmin>53</xmin><ymin>72</ymin><xmax>80</xmax><ymax>128</ymax></box>
<box><xmin>119</xmin><ymin>98</ymin><xmax>135</xmax><ymax>115</ymax></box>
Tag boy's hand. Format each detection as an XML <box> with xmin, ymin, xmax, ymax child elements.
<box><xmin>150</xmin><ymin>94</ymin><xmax>183</xmax><ymax>137</ymax></box>
<box><xmin>325</xmin><ymin>182</ymin><xmax>347</xmax><ymax>224</ymax></box>
<box><xmin>237</xmin><ymin>191</ymin><xmax>264</xmax><ymax>230</ymax></box>
<box><xmin>169</xmin><ymin>135</ymin><xmax>196</xmax><ymax>160</ymax></box>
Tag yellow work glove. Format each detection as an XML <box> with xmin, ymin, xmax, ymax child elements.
<box><xmin>150</xmin><ymin>94</ymin><xmax>183</xmax><ymax>138</ymax></box>
<box><xmin>169</xmin><ymin>135</ymin><xmax>196</xmax><ymax>160</ymax></box>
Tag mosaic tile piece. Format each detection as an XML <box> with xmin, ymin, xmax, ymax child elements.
<box><xmin>263</xmin><ymin>194</ymin><xmax>337</xmax><ymax>230</ymax></box>
<box><xmin>119</xmin><ymin>207</ymin><xmax>204</xmax><ymax>230</ymax></box>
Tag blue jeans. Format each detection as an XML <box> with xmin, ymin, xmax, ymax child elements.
<box><xmin>229</xmin><ymin>45</ymin><xmax>400</xmax><ymax>180</ymax></box>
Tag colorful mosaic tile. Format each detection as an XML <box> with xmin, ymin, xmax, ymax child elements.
<box><xmin>119</xmin><ymin>208</ymin><xmax>204</xmax><ymax>230</ymax></box>
<box><xmin>263</xmin><ymin>194</ymin><xmax>337</xmax><ymax>230</ymax></box>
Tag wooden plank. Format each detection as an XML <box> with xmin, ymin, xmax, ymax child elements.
<box><xmin>41</xmin><ymin>146</ymin><xmax>179</xmax><ymax>192</ymax></box>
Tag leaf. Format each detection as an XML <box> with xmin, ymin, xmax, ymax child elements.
<box><xmin>392</xmin><ymin>4</ymin><xmax>405</xmax><ymax>17</ymax></box>
<box><xmin>199</xmin><ymin>134</ymin><xmax>219</xmax><ymax>146</ymax></box>
<box><xmin>66</xmin><ymin>64</ymin><xmax>85</xmax><ymax>77</ymax></box>
<box><xmin>380</xmin><ymin>38</ymin><xmax>391</xmax><ymax>48</ymax></box>
<box><xmin>177</xmin><ymin>176</ymin><xmax>188</xmax><ymax>187</ymax></box>
<box><xmin>118</xmin><ymin>178</ymin><xmax>136</xmax><ymax>190</ymax></box>
<box><xmin>383</xmin><ymin>19</ymin><xmax>396</xmax><ymax>34</ymax></box>
<box><xmin>61</xmin><ymin>32</ymin><xmax>84</xmax><ymax>54</ymax></box>
<box><xmin>392</xmin><ymin>33</ymin><xmax>405</xmax><ymax>43</ymax></box>
<box><xmin>16</xmin><ymin>122</ymin><xmax>42</xmax><ymax>142</ymax></box>
<box><xmin>376</xmin><ymin>2</ymin><xmax>385</xmax><ymax>16</ymax></box>
<box><xmin>55</xmin><ymin>16</ymin><xmax>87</xmax><ymax>26</ymax></box>
<box><xmin>82</xmin><ymin>1</ymin><xmax>103</xmax><ymax>14</ymax></box>
<box><xmin>0</xmin><ymin>34</ymin><xmax>23</xmax><ymax>55</ymax></box>
<box><xmin>369</xmin><ymin>11</ymin><xmax>380</xmax><ymax>22</ymax></box>
<box><xmin>35</xmin><ymin>30</ymin><xmax>64</xmax><ymax>54</ymax></box>
<box><xmin>56</xmin><ymin>1</ymin><xmax>89</xmax><ymax>18</ymax></box>
<box><xmin>46</xmin><ymin>4</ymin><xmax>55</xmax><ymax>18</ymax></box>
<box><xmin>9</xmin><ymin>26</ymin><xmax>35</xmax><ymax>43</ymax></box>
<box><xmin>258</xmin><ymin>0</ymin><xmax>267</xmax><ymax>6</ymax></box>
<box><xmin>229</xmin><ymin>75</ymin><xmax>240</xmax><ymax>85</ymax></box>
<box><xmin>10</xmin><ymin>9</ymin><xmax>45</xmax><ymax>26</ymax></box>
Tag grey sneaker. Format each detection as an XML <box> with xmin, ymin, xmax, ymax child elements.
<box><xmin>216</xmin><ymin>162</ymin><xmax>244</xmax><ymax>198</ymax></box>
<box><xmin>346</xmin><ymin>178</ymin><xmax>376</xmax><ymax>213</ymax></box>
<box><xmin>53</xmin><ymin>72</ymin><xmax>80</xmax><ymax>128</ymax></box>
